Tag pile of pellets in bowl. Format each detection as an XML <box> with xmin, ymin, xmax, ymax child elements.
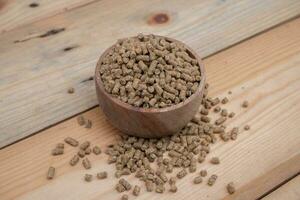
<box><xmin>47</xmin><ymin>34</ymin><xmax>252</xmax><ymax>200</ymax></box>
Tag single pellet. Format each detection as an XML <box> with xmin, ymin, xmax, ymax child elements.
<box><xmin>64</xmin><ymin>137</ymin><xmax>79</xmax><ymax>147</ymax></box>
<box><xmin>80</xmin><ymin>141</ymin><xmax>90</xmax><ymax>150</ymax></box>
<box><xmin>121</xmin><ymin>194</ymin><xmax>129</xmax><ymax>200</ymax></box>
<box><xmin>84</xmin><ymin>174</ymin><xmax>93</xmax><ymax>182</ymax></box>
<box><xmin>68</xmin><ymin>87</ymin><xmax>74</xmax><ymax>94</ymax></box>
<box><xmin>227</xmin><ymin>182</ymin><xmax>236</xmax><ymax>194</ymax></box>
<box><xmin>78</xmin><ymin>149</ymin><xmax>85</xmax><ymax>158</ymax></box>
<box><xmin>119</xmin><ymin>178</ymin><xmax>132</xmax><ymax>191</ymax></box>
<box><xmin>133</xmin><ymin>185</ymin><xmax>141</xmax><ymax>196</ymax></box>
<box><xmin>177</xmin><ymin>169</ymin><xmax>187</xmax><ymax>179</ymax></box>
<box><xmin>155</xmin><ymin>184</ymin><xmax>165</xmax><ymax>193</ymax></box>
<box><xmin>93</xmin><ymin>146</ymin><xmax>102</xmax><ymax>155</ymax></box>
<box><xmin>200</xmin><ymin>170</ymin><xmax>207</xmax><ymax>177</ymax></box>
<box><xmin>52</xmin><ymin>148</ymin><xmax>64</xmax><ymax>156</ymax></box>
<box><xmin>47</xmin><ymin>166</ymin><xmax>55</xmax><ymax>179</ymax></box>
<box><xmin>82</xmin><ymin>158</ymin><xmax>91</xmax><ymax>169</ymax></box>
<box><xmin>210</xmin><ymin>157</ymin><xmax>220</xmax><ymax>164</ymax></box>
<box><xmin>215</xmin><ymin>117</ymin><xmax>227</xmax><ymax>125</ymax></box>
<box><xmin>214</xmin><ymin>106</ymin><xmax>221</xmax><ymax>113</ymax></box>
<box><xmin>221</xmin><ymin>97</ymin><xmax>228</xmax><ymax>104</ymax></box>
<box><xmin>207</xmin><ymin>174</ymin><xmax>218</xmax><ymax>186</ymax></box>
<box><xmin>244</xmin><ymin>125</ymin><xmax>250</xmax><ymax>130</ymax></box>
<box><xmin>85</xmin><ymin>147</ymin><xmax>91</xmax><ymax>155</ymax></box>
<box><xmin>97</xmin><ymin>172</ymin><xmax>108</xmax><ymax>179</ymax></box>
<box><xmin>221</xmin><ymin>109</ymin><xmax>228</xmax><ymax>117</ymax></box>
<box><xmin>169</xmin><ymin>184</ymin><xmax>177</xmax><ymax>193</ymax></box>
<box><xmin>69</xmin><ymin>155</ymin><xmax>80</xmax><ymax>166</ymax></box>
<box><xmin>242</xmin><ymin>100</ymin><xmax>249</xmax><ymax>108</ymax></box>
<box><xmin>85</xmin><ymin>119</ymin><xmax>92</xmax><ymax>129</ymax></box>
<box><xmin>77</xmin><ymin>115</ymin><xmax>85</xmax><ymax>126</ymax></box>
<box><xmin>193</xmin><ymin>176</ymin><xmax>203</xmax><ymax>184</ymax></box>
<box><xmin>116</xmin><ymin>183</ymin><xmax>126</xmax><ymax>193</ymax></box>
<box><xmin>145</xmin><ymin>180</ymin><xmax>155</xmax><ymax>192</ymax></box>
<box><xmin>228</xmin><ymin>112</ymin><xmax>235</xmax><ymax>118</ymax></box>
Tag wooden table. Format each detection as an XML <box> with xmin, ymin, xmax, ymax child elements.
<box><xmin>0</xmin><ymin>0</ymin><xmax>299</xmax><ymax>199</ymax></box>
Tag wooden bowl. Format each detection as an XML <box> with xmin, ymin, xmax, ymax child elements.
<box><xmin>95</xmin><ymin>35</ymin><xmax>206</xmax><ymax>138</ymax></box>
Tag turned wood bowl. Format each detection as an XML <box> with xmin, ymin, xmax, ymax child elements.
<box><xmin>95</xmin><ymin>35</ymin><xmax>206</xmax><ymax>138</ymax></box>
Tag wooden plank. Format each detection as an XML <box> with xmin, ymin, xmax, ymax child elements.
<box><xmin>1</xmin><ymin>17</ymin><xmax>300</xmax><ymax>200</ymax></box>
<box><xmin>262</xmin><ymin>175</ymin><xmax>300</xmax><ymax>200</ymax></box>
<box><xmin>0</xmin><ymin>0</ymin><xmax>99</xmax><ymax>33</ymax></box>
<box><xmin>1</xmin><ymin>1</ymin><xmax>300</xmax><ymax>148</ymax></box>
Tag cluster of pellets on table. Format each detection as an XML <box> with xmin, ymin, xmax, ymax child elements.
<box><xmin>103</xmin><ymin>84</ymin><xmax>247</xmax><ymax>198</ymax></box>
<box><xmin>98</xmin><ymin>34</ymin><xmax>202</xmax><ymax>108</ymax></box>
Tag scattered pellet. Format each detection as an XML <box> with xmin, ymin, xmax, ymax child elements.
<box><xmin>69</xmin><ymin>155</ymin><xmax>80</xmax><ymax>166</ymax></box>
<box><xmin>242</xmin><ymin>100</ymin><xmax>249</xmax><ymax>108</ymax></box>
<box><xmin>215</xmin><ymin>117</ymin><xmax>227</xmax><ymax>125</ymax></box>
<box><xmin>80</xmin><ymin>141</ymin><xmax>90</xmax><ymax>150</ymax></box>
<box><xmin>52</xmin><ymin>147</ymin><xmax>64</xmax><ymax>156</ymax></box>
<box><xmin>133</xmin><ymin>185</ymin><xmax>141</xmax><ymax>196</ymax></box>
<box><xmin>244</xmin><ymin>125</ymin><xmax>250</xmax><ymax>130</ymax></box>
<box><xmin>214</xmin><ymin>106</ymin><xmax>221</xmax><ymax>113</ymax></box>
<box><xmin>221</xmin><ymin>109</ymin><xmax>228</xmax><ymax>117</ymax></box>
<box><xmin>155</xmin><ymin>184</ymin><xmax>165</xmax><ymax>193</ymax></box>
<box><xmin>210</xmin><ymin>157</ymin><xmax>220</xmax><ymax>164</ymax></box>
<box><xmin>78</xmin><ymin>149</ymin><xmax>86</xmax><ymax>158</ymax></box>
<box><xmin>119</xmin><ymin>178</ymin><xmax>132</xmax><ymax>191</ymax></box>
<box><xmin>221</xmin><ymin>97</ymin><xmax>228</xmax><ymax>104</ymax></box>
<box><xmin>177</xmin><ymin>169</ymin><xmax>187</xmax><ymax>179</ymax></box>
<box><xmin>228</xmin><ymin>112</ymin><xmax>235</xmax><ymax>118</ymax></box>
<box><xmin>230</xmin><ymin>127</ymin><xmax>239</xmax><ymax>140</ymax></box>
<box><xmin>85</xmin><ymin>147</ymin><xmax>92</xmax><ymax>155</ymax></box>
<box><xmin>200</xmin><ymin>169</ymin><xmax>207</xmax><ymax>177</ymax></box>
<box><xmin>85</xmin><ymin>119</ymin><xmax>92</xmax><ymax>128</ymax></box>
<box><xmin>145</xmin><ymin>180</ymin><xmax>155</xmax><ymax>192</ymax></box>
<box><xmin>116</xmin><ymin>183</ymin><xmax>126</xmax><ymax>193</ymax></box>
<box><xmin>193</xmin><ymin>176</ymin><xmax>203</xmax><ymax>184</ymax></box>
<box><xmin>64</xmin><ymin>137</ymin><xmax>79</xmax><ymax>147</ymax></box>
<box><xmin>97</xmin><ymin>171</ymin><xmax>108</xmax><ymax>179</ymax></box>
<box><xmin>169</xmin><ymin>184</ymin><xmax>177</xmax><ymax>193</ymax></box>
<box><xmin>77</xmin><ymin>115</ymin><xmax>85</xmax><ymax>126</ymax></box>
<box><xmin>93</xmin><ymin>146</ymin><xmax>102</xmax><ymax>155</ymax></box>
<box><xmin>82</xmin><ymin>158</ymin><xmax>91</xmax><ymax>169</ymax></box>
<box><xmin>68</xmin><ymin>87</ymin><xmax>74</xmax><ymax>94</ymax></box>
<box><xmin>227</xmin><ymin>182</ymin><xmax>236</xmax><ymax>194</ymax></box>
<box><xmin>84</xmin><ymin>174</ymin><xmax>93</xmax><ymax>182</ymax></box>
<box><xmin>121</xmin><ymin>194</ymin><xmax>129</xmax><ymax>200</ymax></box>
<box><xmin>207</xmin><ymin>174</ymin><xmax>218</xmax><ymax>186</ymax></box>
<box><xmin>47</xmin><ymin>166</ymin><xmax>55</xmax><ymax>179</ymax></box>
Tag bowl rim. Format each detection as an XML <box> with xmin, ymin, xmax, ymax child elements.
<box><xmin>95</xmin><ymin>35</ymin><xmax>206</xmax><ymax>114</ymax></box>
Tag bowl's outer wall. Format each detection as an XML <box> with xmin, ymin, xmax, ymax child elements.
<box><xmin>95</xmin><ymin>35</ymin><xmax>206</xmax><ymax>138</ymax></box>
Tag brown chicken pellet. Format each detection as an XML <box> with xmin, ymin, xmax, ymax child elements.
<box><xmin>215</xmin><ymin>117</ymin><xmax>227</xmax><ymax>125</ymax></box>
<box><xmin>77</xmin><ymin>115</ymin><xmax>85</xmax><ymax>126</ymax></box>
<box><xmin>64</xmin><ymin>137</ymin><xmax>79</xmax><ymax>147</ymax></box>
<box><xmin>78</xmin><ymin>149</ymin><xmax>85</xmax><ymax>158</ymax></box>
<box><xmin>214</xmin><ymin>106</ymin><xmax>221</xmax><ymax>113</ymax></box>
<box><xmin>221</xmin><ymin>109</ymin><xmax>228</xmax><ymax>117</ymax></box>
<box><xmin>242</xmin><ymin>100</ymin><xmax>249</xmax><ymax>108</ymax></box>
<box><xmin>84</xmin><ymin>174</ymin><xmax>93</xmax><ymax>182</ymax></box>
<box><xmin>121</xmin><ymin>194</ymin><xmax>129</xmax><ymax>200</ymax></box>
<box><xmin>85</xmin><ymin>147</ymin><xmax>92</xmax><ymax>155</ymax></box>
<box><xmin>207</xmin><ymin>174</ymin><xmax>218</xmax><ymax>186</ymax></box>
<box><xmin>169</xmin><ymin>184</ymin><xmax>177</xmax><ymax>193</ymax></box>
<box><xmin>80</xmin><ymin>141</ymin><xmax>90</xmax><ymax>150</ymax></box>
<box><xmin>93</xmin><ymin>146</ymin><xmax>102</xmax><ymax>155</ymax></box>
<box><xmin>193</xmin><ymin>176</ymin><xmax>203</xmax><ymax>184</ymax></box>
<box><xmin>52</xmin><ymin>148</ymin><xmax>64</xmax><ymax>156</ymax></box>
<box><xmin>177</xmin><ymin>169</ymin><xmax>187</xmax><ymax>179</ymax></box>
<box><xmin>69</xmin><ymin>155</ymin><xmax>80</xmax><ymax>166</ymax></box>
<box><xmin>68</xmin><ymin>87</ymin><xmax>74</xmax><ymax>94</ymax></box>
<box><xmin>210</xmin><ymin>157</ymin><xmax>220</xmax><ymax>164</ymax></box>
<box><xmin>56</xmin><ymin>143</ymin><xmax>64</xmax><ymax>149</ymax></box>
<box><xmin>133</xmin><ymin>185</ymin><xmax>141</xmax><ymax>196</ymax></box>
<box><xmin>97</xmin><ymin>172</ymin><xmax>108</xmax><ymax>179</ymax></box>
<box><xmin>119</xmin><ymin>178</ymin><xmax>132</xmax><ymax>191</ymax></box>
<box><xmin>116</xmin><ymin>183</ymin><xmax>126</xmax><ymax>193</ymax></box>
<box><xmin>85</xmin><ymin>119</ymin><xmax>92</xmax><ymax>128</ymax></box>
<box><xmin>82</xmin><ymin>158</ymin><xmax>91</xmax><ymax>169</ymax></box>
<box><xmin>145</xmin><ymin>180</ymin><xmax>155</xmax><ymax>192</ymax></box>
<box><xmin>228</xmin><ymin>112</ymin><xmax>235</xmax><ymax>118</ymax></box>
<box><xmin>47</xmin><ymin>166</ymin><xmax>55</xmax><ymax>179</ymax></box>
<box><xmin>155</xmin><ymin>184</ymin><xmax>165</xmax><ymax>193</ymax></box>
<box><xmin>227</xmin><ymin>182</ymin><xmax>236</xmax><ymax>194</ymax></box>
<box><xmin>221</xmin><ymin>97</ymin><xmax>228</xmax><ymax>104</ymax></box>
<box><xmin>200</xmin><ymin>170</ymin><xmax>207</xmax><ymax>177</ymax></box>
<box><xmin>244</xmin><ymin>125</ymin><xmax>250</xmax><ymax>130</ymax></box>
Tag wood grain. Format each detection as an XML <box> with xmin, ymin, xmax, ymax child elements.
<box><xmin>0</xmin><ymin>0</ymin><xmax>99</xmax><ymax>33</ymax></box>
<box><xmin>262</xmin><ymin>175</ymin><xmax>300</xmax><ymax>200</ymax></box>
<box><xmin>1</xmin><ymin>18</ymin><xmax>300</xmax><ymax>200</ymax></box>
<box><xmin>95</xmin><ymin>35</ymin><xmax>206</xmax><ymax>138</ymax></box>
<box><xmin>0</xmin><ymin>0</ymin><xmax>300</xmax><ymax>148</ymax></box>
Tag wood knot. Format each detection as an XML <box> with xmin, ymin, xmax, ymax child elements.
<box><xmin>148</xmin><ymin>13</ymin><xmax>170</xmax><ymax>25</ymax></box>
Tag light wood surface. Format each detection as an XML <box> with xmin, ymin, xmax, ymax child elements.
<box><xmin>1</xmin><ymin>0</ymin><xmax>300</xmax><ymax>148</ymax></box>
<box><xmin>95</xmin><ymin>35</ymin><xmax>206</xmax><ymax>138</ymax></box>
<box><xmin>262</xmin><ymin>175</ymin><xmax>300</xmax><ymax>200</ymax></box>
<box><xmin>0</xmin><ymin>0</ymin><xmax>98</xmax><ymax>33</ymax></box>
<box><xmin>1</xmin><ymin>18</ymin><xmax>300</xmax><ymax>200</ymax></box>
